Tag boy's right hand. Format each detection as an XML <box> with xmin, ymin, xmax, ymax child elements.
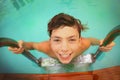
<box><xmin>8</xmin><ymin>40</ymin><xmax>25</xmax><ymax>54</ymax></box>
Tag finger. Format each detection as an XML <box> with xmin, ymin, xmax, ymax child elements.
<box><xmin>99</xmin><ymin>47</ymin><xmax>112</xmax><ymax>52</ymax></box>
<box><xmin>99</xmin><ymin>40</ymin><xmax>103</xmax><ymax>45</ymax></box>
<box><xmin>10</xmin><ymin>48</ymin><xmax>24</xmax><ymax>54</ymax></box>
<box><xmin>17</xmin><ymin>47</ymin><xmax>24</xmax><ymax>52</ymax></box>
<box><xmin>13</xmin><ymin>50</ymin><xmax>23</xmax><ymax>54</ymax></box>
<box><xmin>99</xmin><ymin>46</ymin><xmax>112</xmax><ymax>50</ymax></box>
<box><xmin>18</xmin><ymin>40</ymin><xmax>24</xmax><ymax>48</ymax></box>
<box><xmin>8</xmin><ymin>47</ymin><xmax>19</xmax><ymax>51</ymax></box>
<box><xmin>8</xmin><ymin>46</ymin><xmax>24</xmax><ymax>53</ymax></box>
<box><xmin>106</xmin><ymin>42</ymin><xmax>115</xmax><ymax>47</ymax></box>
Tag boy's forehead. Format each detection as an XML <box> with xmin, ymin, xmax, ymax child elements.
<box><xmin>51</xmin><ymin>26</ymin><xmax>79</xmax><ymax>38</ymax></box>
<box><xmin>51</xmin><ymin>35</ymin><xmax>77</xmax><ymax>38</ymax></box>
<box><xmin>53</xmin><ymin>26</ymin><xmax>77</xmax><ymax>31</ymax></box>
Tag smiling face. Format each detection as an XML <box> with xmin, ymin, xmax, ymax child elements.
<box><xmin>50</xmin><ymin>26</ymin><xmax>81</xmax><ymax>64</ymax></box>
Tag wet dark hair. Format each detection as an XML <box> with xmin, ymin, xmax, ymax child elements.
<box><xmin>48</xmin><ymin>13</ymin><xmax>85</xmax><ymax>37</ymax></box>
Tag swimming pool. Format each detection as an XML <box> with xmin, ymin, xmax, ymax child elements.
<box><xmin>0</xmin><ymin>0</ymin><xmax>120</xmax><ymax>74</ymax></box>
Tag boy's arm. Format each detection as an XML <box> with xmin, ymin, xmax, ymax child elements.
<box><xmin>86</xmin><ymin>37</ymin><xmax>100</xmax><ymax>45</ymax></box>
<box><xmin>86</xmin><ymin>37</ymin><xmax>115</xmax><ymax>52</ymax></box>
<box><xmin>8</xmin><ymin>40</ymin><xmax>51</xmax><ymax>54</ymax></box>
<box><xmin>23</xmin><ymin>41</ymin><xmax>51</xmax><ymax>53</ymax></box>
<box><xmin>23</xmin><ymin>42</ymin><xmax>35</xmax><ymax>50</ymax></box>
<box><xmin>23</xmin><ymin>41</ymin><xmax>55</xmax><ymax>57</ymax></box>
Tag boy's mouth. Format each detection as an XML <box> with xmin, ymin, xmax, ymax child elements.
<box><xmin>58</xmin><ymin>53</ymin><xmax>72</xmax><ymax>60</ymax></box>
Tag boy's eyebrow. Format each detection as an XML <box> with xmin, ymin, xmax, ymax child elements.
<box><xmin>51</xmin><ymin>36</ymin><xmax>61</xmax><ymax>38</ymax></box>
<box><xmin>51</xmin><ymin>35</ymin><xmax>77</xmax><ymax>39</ymax></box>
<box><xmin>68</xmin><ymin>35</ymin><xmax>77</xmax><ymax>38</ymax></box>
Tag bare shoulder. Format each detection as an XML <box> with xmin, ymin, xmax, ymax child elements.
<box><xmin>81</xmin><ymin>37</ymin><xmax>91</xmax><ymax>45</ymax></box>
<box><xmin>80</xmin><ymin>37</ymin><xmax>91</xmax><ymax>49</ymax></box>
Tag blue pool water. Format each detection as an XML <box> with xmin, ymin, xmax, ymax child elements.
<box><xmin>0</xmin><ymin>0</ymin><xmax>120</xmax><ymax>74</ymax></box>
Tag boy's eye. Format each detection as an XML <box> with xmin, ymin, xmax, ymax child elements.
<box><xmin>69</xmin><ymin>39</ymin><xmax>76</xmax><ymax>41</ymax></box>
<box><xmin>53</xmin><ymin>39</ymin><xmax>60</xmax><ymax>42</ymax></box>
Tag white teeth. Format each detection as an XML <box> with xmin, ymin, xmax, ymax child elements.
<box><xmin>60</xmin><ymin>54</ymin><xmax>70</xmax><ymax>58</ymax></box>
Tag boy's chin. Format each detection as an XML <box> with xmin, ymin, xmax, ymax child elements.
<box><xmin>59</xmin><ymin>59</ymin><xmax>72</xmax><ymax>64</ymax></box>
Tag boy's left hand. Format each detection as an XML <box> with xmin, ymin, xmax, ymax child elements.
<box><xmin>99</xmin><ymin>40</ymin><xmax>115</xmax><ymax>52</ymax></box>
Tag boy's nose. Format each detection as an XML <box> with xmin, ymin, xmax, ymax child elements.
<box><xmin>61</xmin><ymin>42</ymin><xmax>69</xmax><ymax>52</ymax></box>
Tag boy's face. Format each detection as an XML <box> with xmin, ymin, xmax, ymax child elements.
<box><xmin>50</xmin><ymin>26</ymin><xmax>81</xmax><ymax>64</ymax></box>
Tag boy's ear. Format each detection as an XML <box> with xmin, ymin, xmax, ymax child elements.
<box><xmin>79</xmin><ymin>37</ymin><xmax>82</xmax><ymax>41</ymax></box>
<box><xmin>79</xmin><ymin>37</ymin><xmax>82</xmax><ymax>43</ymax></box>
<box><xmin>49</xmin><ymin>38</ymin><xmax>51</xmax><ymax>41</ymax></box>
